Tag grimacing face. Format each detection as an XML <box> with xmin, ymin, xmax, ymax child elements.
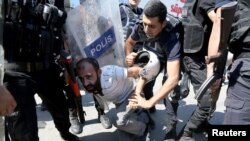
<box><xmin>142</xmin><ymin>14</ymin><xmax>166</xmax><ymax>39</ymax></box>
<box><xmin>76</xmin><ymin>62</ymin><xmax>100</xmax><ymax>93</ymax></box>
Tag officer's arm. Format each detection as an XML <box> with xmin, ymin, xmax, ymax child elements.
<box><xmin>207</xmin><ymin>8</ymin><xmax>222</xmax><ymax>78</ymax></box>
<box><xmin>207</xmin><ymin>9</ymin><xmax>216</xmax><ymax>23</ymax></box>
<box><xmin>148</xmin><ymin>60</ymin><xmax>180</xmax><ymax>107</ymax></box>
<box><xmin>128</xmin><ymin>59</ymin><xmax>180</xmax><ymax>109</ymax></box>
<box><xmin>125</xmin><ymin>36</ymin><xmax>136</xmax><ymax>56</ymax></box>
<box><xmin>125</xmin><ymin>37</ymin><xmax>137</xmax><ymax>66</ymax></box>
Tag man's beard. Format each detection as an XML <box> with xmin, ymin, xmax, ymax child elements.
<box><xmin>83</xmin><ymin>79</ymin><xmax>102</xmax><ymax>95</ymax></box>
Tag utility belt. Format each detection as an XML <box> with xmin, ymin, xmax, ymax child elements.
<box><xmin>5</xmin><ymin>62</ymin><xmax>45</xmax><ymax>73</ymax></box>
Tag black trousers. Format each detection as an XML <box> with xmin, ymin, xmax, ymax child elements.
<box><xmin>4</xmin><ymin>64</ymin><xmax>71</xmax><ymax>141</ymax></box>
<box><xmin>167</xmin><ymin>55</ymin><xmax>217</xmax><ymax>132</ymax></box>
<box><xmin>182</xmin><ymin>56</ymin><xmax>214</xmax><ymax>132</ymax></box>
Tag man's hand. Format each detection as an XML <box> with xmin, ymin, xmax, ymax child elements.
<box><xmin>126</xmin><ymin>52</ymin><xmax>137</xmax><ymax>67</ymax></box>
<box><xmin>0</xmin><ymin>86</ymin><xmax>16</xmax><ymax>116</ymax></box>
<box><xmin>128</xmin><ymin>93</ymin><xmax>151</xmax><ymax>109</ymax></box>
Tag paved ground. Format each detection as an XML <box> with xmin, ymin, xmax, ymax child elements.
<box><xmin>36</xmin><ymin>72</ymin><xmax>227</xmax><ymax>141</ymax></box>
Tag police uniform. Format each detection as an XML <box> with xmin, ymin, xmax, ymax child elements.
<box><xmin>217</xmin><ymin>0</ymin><xmax>250</xmax><ymax>124</ymax></box>
<box><xmin>175</xmin><ymin>0</ymin><xmax>216</xmax><ymax>140</ymax></box>
<box><xmin>131</xmin><ymin>16</ymin><xmax>182</xmax><ymax>114</ymax></box>
<box><xmin>119</xmin><ymin>2</ymin><xmax>143</xmax><ymax>41</ymax></box>
<box><xmin>2</xmin><ymin>0</ymin><xmax>79</xmax><ymax>140</ymax></box>
<box><xmin>130</xmin><ymin>12</ymin><xmax>182</xmax><ymax>140</ymax></box>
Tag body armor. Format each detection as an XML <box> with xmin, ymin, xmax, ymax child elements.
<box><xmin>3</xmin><ymin>0</ymin><xmax>65</xmax><ymax>72</ymax></box>
<box><xmin>120</xmin><ymin>3</ymin><xmax>142</xmax><ymax>40</ymax></box>
<box><xmin>181</xmin><ymin>0</ymin><xmax>205</xmax><ymax>53</ymax></box>
<box><xmin>229</xmin><ymin>0</ymin><xmax>250</xmax><ymax>53</ymax></box>
<box><xmin>137</xmin><ymin>15</ymin><xmax>181</xmax><ymax>63</ymax></box>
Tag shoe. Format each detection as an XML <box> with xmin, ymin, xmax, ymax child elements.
<box><xmin>60</xmin><ymin>132</ymin><xmax>81</xmax><ymax>141</ymax></box>
<box><xmin>179</xmin><ymin>131</ymin><xmax>194</xmax><ymax>141</ymax></box>
<box><xmin>70</xmin><ymin>116</ymin><xmax>82</xmax><ymax>134</ymax></box>
<box><xmin>98</xmin><ymin>114</ymin><xmax>112</xmax><ymax>129</ymax></box>
<box><xmin>164</xmin><ymin>123</ymin><xmax>176</xmax><ymax>141</ymax></box>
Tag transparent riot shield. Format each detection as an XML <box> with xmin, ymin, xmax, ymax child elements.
<box><xmin>65</xmin><ymin>0</ymin><xmax>125</xmax><ymax>67</ymax></box>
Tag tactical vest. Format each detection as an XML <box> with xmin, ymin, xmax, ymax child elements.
<box><xmin>120</xmin><ymin>3</ymin><xmax>142</xmax><ymax>41</ymax></box>
<box><xmin>137</xmin><ymin>16</ymin><xmax>181</xmax><ymax>63</ymax></box>
<box><xmin>181</xmin><ymin>0</ymin><xmax>205</xmax><ymax>53</ymax></box>
<box><xmin>3</xmin><ymin>0</ymin><xmax>64</xmax><ymax>66</ymax></box>
<box><xmin>229</xmin><ymin>0</ymin><xmax>250</xmax><ymax>53</ymax></box>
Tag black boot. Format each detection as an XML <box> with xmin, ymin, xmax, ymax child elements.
<box><xmin>69</xmin><ymin>108</ymin><xmax>82</xmax><ymax>134</ymax></box>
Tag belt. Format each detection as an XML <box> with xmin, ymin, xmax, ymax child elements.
<box><xmin>5</xmin><ymin>62</ymin><xmax>44</xmax><ymax>73</ymax></box>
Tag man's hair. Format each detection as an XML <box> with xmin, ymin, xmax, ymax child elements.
<box><xmin>143</xmin><ymin>0</ymin><xmax>167</xmax><ymax>22</ymax></box>
<box><xmin>76</xmin><ymin>58</ymin><xmax>100</xmax><ymax>71</ymax></box>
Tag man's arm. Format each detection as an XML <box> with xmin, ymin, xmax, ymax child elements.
<box><xmin>129</xmin><ymin>60</ymin><xmax>180</xmax><ymax>109</ymax></box>
<box><xmin>149</xmin><ymin>60</ymin><xmax>180</xmax><ymax>107</ymax></box>
<box><xmin>127</xmin><ymin>66</ymin><xmax>141</xmax><ymax>77</ymax></box>
<box><xmin>125</xmin><ymin>36</ymin><xmax>137</xmax><ymax>67</ymax></box>
<box><xmin>196</xmin><ymin>2</ymin><xmax>237</xmax><ymax>99</ymax></box>
<box><xmin>0</xmin><ymin>86</ymin><xmax>16</xmax><ymax>116</ymax></box>
<box><xmin>207</xmin><ymin>9</ymin><xmax>216</xmax><ymax>23</ymax></box>
<box><xmin>207</xmin><ymin>8</ymin><xmax>222</xmax><ymax>78</ymax></box>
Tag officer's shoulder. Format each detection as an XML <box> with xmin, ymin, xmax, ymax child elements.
<box><xmin>165</xmin><ymin>14</ymin><xmax>182</xmax><ymax>31</ymax></box>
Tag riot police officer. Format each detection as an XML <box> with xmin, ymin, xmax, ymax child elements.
<box><xmin>208</xmin><ymin>0</ymin><xmax>250</xmax><ymax>125</ymax></box>
<box><xmin>120</xmin><ymin>0</ymin><xmax>143</xmax><ymax>41</ymax></box>
<box><xmin>2</xmin><ymin>0</ymin><xmax>81</xmax><ymax>140</ymax></box>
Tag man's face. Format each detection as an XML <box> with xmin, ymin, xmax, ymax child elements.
<box><xmin>77</xmin><ymin>62</ymin><xmax>100</xmax><ymax>93</ymax></box>
<box><xmin>142</xmin><ymin>14</ymin><xmax>166</xmax><ymax>38</ymax></box>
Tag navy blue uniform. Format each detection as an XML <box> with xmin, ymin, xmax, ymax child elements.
<box><xmin>170</xmin><ymin>0</ymin><xmax>217</xmax><ymax>140</ymax></box>
<box><xmin>216</xmin><ymin>0</ymin><xmax>250</xmax><ymax>125</ymax></box>
<box><xmin>131</xmin><ymin>20</ymin><xmax>181</xmax><ymax>108</ymax></box>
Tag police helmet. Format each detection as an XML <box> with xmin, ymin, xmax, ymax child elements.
<box><xmin>134</xmin><ymin>50</ymin><xmax>161</xmax><ymax>81</ymax></box>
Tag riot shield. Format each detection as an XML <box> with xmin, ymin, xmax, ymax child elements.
<box><xmin>65</xmin><ymin>0</ymin><xmax>125</xmax><ymax>67</ymax></box>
